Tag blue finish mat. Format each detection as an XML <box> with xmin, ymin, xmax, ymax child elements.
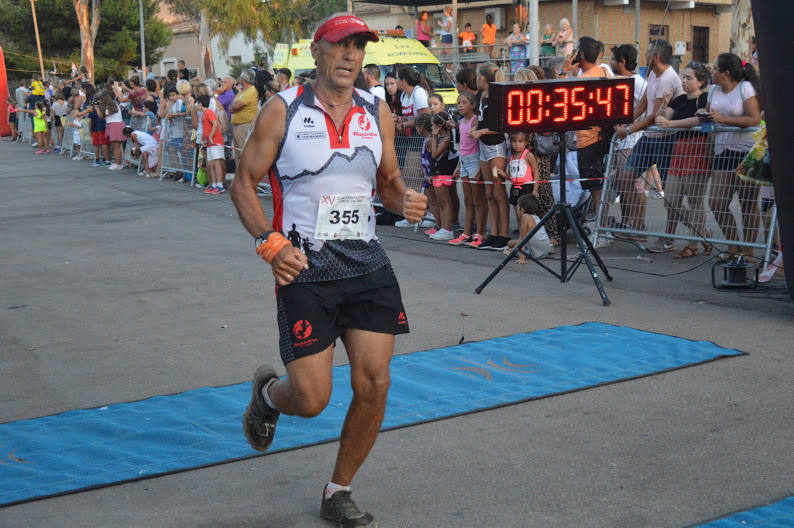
<box><xmin>693</xmin><ymin>496</ymin><xmax>794</xmax><ymax>527</ymax></box>
<box><xmin>0</xmin><ymin>322</ymin><xmax>744</xmax><ymax>506</ymax></box>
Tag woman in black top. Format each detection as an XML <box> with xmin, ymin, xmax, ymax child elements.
<box><xmin>655</xmin><ymin>62</ymin><xmax>712</xmax><ymax>258</ymax></box>
<box><xmin>468</xmin><ymin>63</ymin><xmax>509</xmax><ymax>250</ymax></box>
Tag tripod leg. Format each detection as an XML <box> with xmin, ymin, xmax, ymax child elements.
<box><xmin>474</xmin><ymin>206</ymin><xmax>559</xmax><ymax>294</ymax></box>
<box><xmin>570</xmin><ymin>209</ymin><xmax>613</xmax><ymax>281</ymax></box>
<box><xmin>564</xmin><ymin>206</ymin><xmax>611</xmax><ymax>306</ymax></box>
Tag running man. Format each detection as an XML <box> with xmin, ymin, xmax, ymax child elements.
<box><xmin>230</xmin><ymin>13</ymin><xmax>427</xmax><ymax>528</ymax></box>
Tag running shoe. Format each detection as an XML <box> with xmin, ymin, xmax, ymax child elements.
<box><xmin>35</xmin><ymin>149</ymin><xmax>45</xmax><ymax>155</ymax></box>
<box><xmin>424</xmin><ymin>227</ymin><xmax>437</xmax><ymax>237</ymax></box>
<box><xmin>321</xmin><ymin>488</ymin><xmax>376</xmax><ymax>528</ymax></box>
<box><xmin>202</xmin><ymin>186</ymin><xmax>214</xmax><ymax>194</ymax></box>
<box><xmin>448</xmin><ymin>233</ymin><xmax>472</xmax><ymax>246</ymax></box>
<box><xmin>242</xmin><ymin>364</ymin><xmax>280</xmax><ymax>452</ymax></box>
<box><xmin>209</xmin><ymin>187</ymin><xmax>220</xmax><ymax>194</ymax></box>
<box><xmin>429</xmin><ymin>228</ymin><xmax>454</xmax><ymax>241</ymax></box>
<box><xmin>216</xmin><ymin>186</ymin><xmax>226</xmax><ymax>193</ymax></box>
<box><xmin>92</xmin><ymin>161</ymin><xmax>102</xmax><ymax>167</ymax></box>
<box><xmin>108</xmin><ymin>164</ymin><xmax>123</xmax><ymax>171</ymax></box>
<box><xmin>394</xmin><ymin>219</ymin><xmax>413</xmax><ymax>228</ymax></box>
<box><xmin>467</xmin><ymin>233</ymin><xmax>484</xmax><ymax>249</ymax></box>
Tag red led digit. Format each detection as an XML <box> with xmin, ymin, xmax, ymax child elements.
<box><xmin>571</xmin><ymin>86</ymin><xmax>586</xmax><ymax>121</ymax></box>
<box><xmin>552</xmin><ymin>87</ymin><xmax>568</xmax><ymax>122</ymax></box>
<box><xmin>615</xmin><ymin>84</ymin><xmax>631</xmax><ymax>116</ymax></box>
<box><xmin>506</xmin><ymin>89</ymin><xmax>524</xmax><ymax>126</ymax></box>
<box><xmin>527</xmin><ymin>89</ymin><xmax>544</xmax><ymax>124</ymax></box>
<box><xmin>596</xmin><ymin>87</ymin><xmax>612</xmax><ymax>117</ymax></box>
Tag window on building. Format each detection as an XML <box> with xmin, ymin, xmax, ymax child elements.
<box><xmin>649</xmin><ymin>24</ymin><xmax>669</xmax><ymax>43</ymax></box>
<box><xmin>230</xmin><ymin>56</ymin><xmax>242</xmax><ymax>65</ymax></box>
<box><xmin>692</xmin><ymin>27</ymin><xmax>709</xmax><ymax>63</ymax></box>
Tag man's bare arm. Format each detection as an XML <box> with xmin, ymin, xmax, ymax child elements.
<box><xmin>230</xmin><ymin>96</ymin><xmax>285</xmax><ymax>238</ymax></box>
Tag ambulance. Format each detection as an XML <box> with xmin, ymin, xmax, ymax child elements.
<box><xmin>272</xmin><ymin>34</ymin><xmax>459</xmax><ymax>106</ymax></box>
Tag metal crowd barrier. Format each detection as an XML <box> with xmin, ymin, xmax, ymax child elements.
<box><xmin>158</xmin><ymin>116</ymin><xmax>196</xmax><ymax>181</ymax></box>
<box><xmin>77</xmin><ymin>118</ymin><xmax>96</xmax><ymax>161</ymax></box>
<box><xmin>372</xmin><ymin>133</ymin><xmax>427</xmax><ymax>209</ymax></box>
<box><xmin>19</xmin><ymin>113</ymin><xmax>32</xmax><ymax>143</ymax></box>
<box><xmin>594</xmin><ymin>125</ymin><xmax>776</xmax><ymax>264</ymax></box>
<box><xmin>122</xmin><ymin>115</ymin><xmax>150</xmax><ymax>172</ymax></box>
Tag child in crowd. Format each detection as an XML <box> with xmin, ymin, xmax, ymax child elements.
<box><xmin>95</xmin><ymin>91</ymin><xmax>125</xmax><ymax>170</ymax></box>
<box><xmin>505</xmin><ymin>194</ymin><xmax>552</xmax><ymax>264</ymax></box>
<box><xmin>6</xmin><ymin>98</ymin><xmax>18</xmax><ymax>142</ymax></box>
<box><xmin>164</xmin><ymin>87</ymin><xmax>190</xmax><ymax>181</ymax></box>
<box><xmin>415</xmin><ymin>114</ymin><xmax>439</xmax><ymax>233</ymax></box>
<box><xmin>65</xmin><ymin>109</ymin><xmax>83</xmax><ymax>159</ymax></box>
<box><xmin>88</xmin><ymin>96</ymin><xmax>110</xmax><ymax>167</ymax></box>
<box><xmin>123</xmin><ymin>126</ymin><xmax>160</xmax><ymax>177</ymax></box>
<box><xmin>428</xmin><ymin>112</ymin><xmax>459</xmax><ymax>240</ymax></box>
<box><xmin>18</xmin><ymin>100</ymin><xmax>49</xmax><ymax>154</ymax></box>
<box><xmin>449</xmin><ymin>91</ymin><xmax>484</xmax><ymax>247</ymax></box>
<box><xmin>459</xmin><ymin>23</ymin><xmax>476</xmax><ymax>53</ymax></box>
<box><xmin>196</xmin><ymin>95</ymin><xmax>226</xmax><ymax>194</ymax></box>
<box><xmin>51</xmin><ymin>92</ymin><xmax>69</xmax><ymax>154</ymax></box>
<box><xmin>496</xmin><ymin>131</ymin><xmax>539</xmax><ymax>226</ymax></box>
<box><xmin>427</xmin><ymin>92</ymin><xmax>460</xmax><ymax>225</ymax></box>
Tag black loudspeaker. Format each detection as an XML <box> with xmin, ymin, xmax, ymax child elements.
<box><xmin>752</xmin><ymin>1</ymin><xmax>794</xmax><ymax>299</ymax></box>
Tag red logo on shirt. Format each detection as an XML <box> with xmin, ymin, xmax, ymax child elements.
<box><xmin>293</xmin><ymin>320</ymin><xmax>313</xmax><ymax>340</ymax></box>
<box><xmin>398</xmin><ymin>312</ymin><xmax>407</xmax><ymax>325</ymax></box>
<box><xmin>357</xmin><ymin>114</ymin><xmax>371</xmax><ymax>131</ymax></box>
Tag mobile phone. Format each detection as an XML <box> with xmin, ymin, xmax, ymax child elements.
<box><xmin>571</xmin><ymin>51</ymin><xmax>582</xmax><ymax>65</ymax></box>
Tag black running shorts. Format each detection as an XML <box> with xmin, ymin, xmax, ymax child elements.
<box><xmin>275</xmin><ymin>265</ymin><xmax>409</xmax><ymax>364</ymax></box>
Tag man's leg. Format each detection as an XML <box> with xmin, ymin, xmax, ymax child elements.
<box><xmin>268</xmin><ymin>344</ymin><xmax>334</xmax><ymax>417</ymax></box>
<box><xmin>331</xmin><ymin>329</ymin><xmax>394</xmax><ymax>486</ymax></box>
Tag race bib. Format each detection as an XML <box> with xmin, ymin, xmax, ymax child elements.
<box><xmin>314</xmin><ymin>194</ymin><xmax>372</xmax><ymax>240</ymax></box>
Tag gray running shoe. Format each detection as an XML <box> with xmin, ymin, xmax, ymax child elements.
<box><xmin>242</xmin><ymin>365</ymin><xmax>280</xmax><ymax>451</ymax></box>
<box><xmin>321</xmin><ymin>489</ymin><xmax>377</xmax><ymax>527</ymax></box>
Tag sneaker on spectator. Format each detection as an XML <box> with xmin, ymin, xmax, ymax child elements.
<box><xmin>108</xmin><ymin>164</ymin><xmax>123</xmax><ymax>171</ymax></box>
<box><xmin>394</xmin><ymin>219</ymin><xmax>413</xmax><ymax>227</ymax></box>
<box><xmin>478</xmin><ymin>235</ymin><xmax>497</xmax><ymax>250</ymax></box>
<box><xmin>216</xmin><ymin>186</ymin><xmax>226</xmax><ymax>193</ymax></box>
<box><xmin>202</xmin><ymin>186</ymin><xmax>214</xmax><ymax>194</ymax></box>
<box><xmin>429</xmin><ymin>228</ymin><xmax>454</xmax><ymax>240</ymax></box>
<box><xmin>35</xmin><ymin>149</ymin><xmax>45</xmax><ymax>155</ymax></box>
<box><xmin>103</xmin><ymin>160</ymin><xmax>112</xmax><ymax>167</ymax></box>
<box><xmin>31</xmin><ymin>141</ymin><xmax>38</xmax><ymax>147</ymax></box>
<box><xmin>467</xmin><ymin>233</ymin><xmax>484</xmax><ymax>248</ymax></box>
<box><xmin>646</xmin><ymin>238</ymin><xmax>675</xmax><ymax>253</ymax></box>
<box><xmin>448</xmin><ymin>233</ymin><xmax>472</xmax><ymax>246</ymax></box>
<box><xmin>490</xmin><ymin>236</ymin><xmax>509</xmax><ymax>251</ymax></box>
<box><xmin>424</xmin><ymin>227</ymin><xmax>438</xmax><ymax>237</ymax></box>
<box><xmin>92</xmin><ymin>160</ymin><xmax>102</xmax><ymax>167</ymax></box>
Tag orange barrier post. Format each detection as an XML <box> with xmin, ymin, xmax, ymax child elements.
<box><xmin>0</xmin><ymin>46</ymin><xmax>10</xmax><ymax>137</ymax></box>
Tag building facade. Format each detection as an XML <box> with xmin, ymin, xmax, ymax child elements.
<box><xmin>355</xmin><ymin>0</ymin><xmax>733</xmax><ymax>67</ymax></box>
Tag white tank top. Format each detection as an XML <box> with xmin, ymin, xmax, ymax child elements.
<box><xmin>271</xmin><ymin>85</ymin><xmax>389</xmax><ymax>283</ymax></box>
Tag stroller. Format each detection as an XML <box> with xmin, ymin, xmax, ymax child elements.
<box><xmin>551</xmin><ymin>149</ymin><xmax>593</xmax><ymax>235</ymax></box>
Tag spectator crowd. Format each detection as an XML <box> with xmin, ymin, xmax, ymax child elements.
<box><xmin>4</xmin><ymin>31</ymin><xmax>777</xmax><ymax>265</ymax></box>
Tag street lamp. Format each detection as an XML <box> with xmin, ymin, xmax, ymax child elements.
<box><xmin>139</xmin><ymin>0</ymin><xmax>147</xmax><ymax>79</ymax></box>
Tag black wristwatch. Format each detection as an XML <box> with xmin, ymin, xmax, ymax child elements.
<box><xmin>255</xmin><ymin>230</ymin><xmax>275</xmax><ymax>249</ymax></box>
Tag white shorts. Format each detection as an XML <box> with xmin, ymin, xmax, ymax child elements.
<box><xmin>207</xmin><ymin>145</ymin><xmax>225</xmax><ymax>161</ymax></box>
<box><xmin>478</xmin><ymin>140</ymin><xmax>507</xmax><ymax>162</ymax></box>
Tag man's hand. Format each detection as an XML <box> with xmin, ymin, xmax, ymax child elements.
<box><xmin>615</xmin><ymin>125</ymin><xmax>628</xmax><ymax>139</ymax></box>
<box><xmin>270</xmin><ymin>246</ymin><xmax>309</xmax><ymax>286</ymax></box>
<box><xmin>402</xmin><ymin>189</ymin><xmax>428</xmax><ymax>224</ymax></box>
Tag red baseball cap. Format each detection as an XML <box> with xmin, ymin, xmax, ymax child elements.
<box><xmin>313</xmin><ymin>14</ymin><xmax>379</xmax><ymax>44</ymax></box>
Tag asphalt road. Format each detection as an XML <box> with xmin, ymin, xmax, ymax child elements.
<box><xmin>1</xmin><ymin>140</ymin><xmax>792</xmax><ymax>527</ymax></box>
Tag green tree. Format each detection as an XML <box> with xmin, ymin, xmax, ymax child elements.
<box><xmin>0</xmin><ymin>0</ymin><xmax>171</xmax><ymax>83</ymax></box>
<box><xmin>163</xmin><ymin>0</ymin><xmax>345</xmax><ymax>78</ymax></box>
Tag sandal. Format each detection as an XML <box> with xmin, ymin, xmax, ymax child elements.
<box><xmin>673</xmin><ymin>246</ymin><xmax>698</xmax><ymax>259</ymax></box>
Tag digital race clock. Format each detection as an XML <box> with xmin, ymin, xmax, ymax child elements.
<box><xmin>486</xmin><ymin>77</ymin><xmax>635</xmax><ymax>133</ymax></box>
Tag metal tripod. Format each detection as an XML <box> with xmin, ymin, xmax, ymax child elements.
<box><xmin>474</xmin><ymin>134</ymin><xmax>613</xmax><ymax>306</ymax></box>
